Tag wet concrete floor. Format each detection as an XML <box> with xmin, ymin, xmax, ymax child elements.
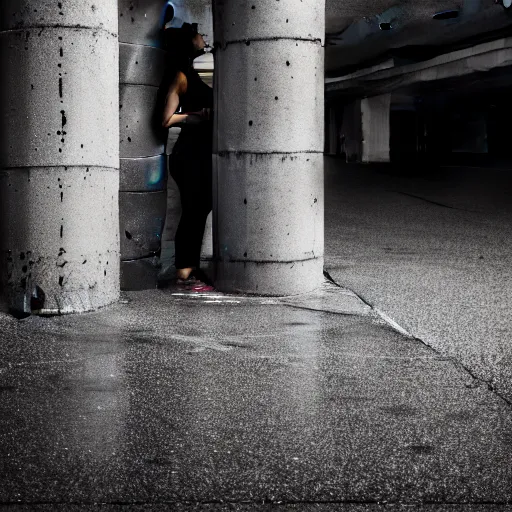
<box><xmin>0</xmin><ymin>284</ymin><xmax>511</xmax><ymax>509</ymax></box>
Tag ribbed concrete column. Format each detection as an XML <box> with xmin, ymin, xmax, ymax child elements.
<box><xmin>118</xmin><ymin>0</ymin><xmax>168</xmax><ymax>291</ymax></box>
<box><xmin>212</xmin><ymin>0</ymin><xmax>325</xmax><ymax>296</ymax></box>
<box><xmin>361</xmin><ymin>94</ymin><xmax>391</xmax><ymax>163</ymax></box>
<box><xmin>0</xmin><ymin>1</ymin><xmax>120</xmax><ymax>315</ymax></box>
<box><xmin>340</xmin><ymin>94</ymin><xmax>391</xmax><ymax>163</ymax></box>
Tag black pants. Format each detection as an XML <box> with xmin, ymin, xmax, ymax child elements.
<box><xmin>169</xmin><ymin>151</ymin><xmax>212</xmax><ymax>270</ymax></box>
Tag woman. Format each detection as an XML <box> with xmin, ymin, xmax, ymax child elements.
<box><xmin>158</xmin><ymin>22</ymin><xmax>214</xmax><ymax>292</ymax></box>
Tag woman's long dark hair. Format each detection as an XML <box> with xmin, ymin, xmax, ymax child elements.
<box><xmin>154</xmin><ymin>23</ymin><xmax>199</xmax><ymax>137</ymax></box>
<box><xmin>164</xmin><ymin>23</ymin><xmax>199</xmax><ymax>74</ymax></box>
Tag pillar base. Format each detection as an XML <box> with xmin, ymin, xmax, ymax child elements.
<box><xmin>215</xmin><ymin>257</ymin><xmax>324</xmax><ymax>297</ymax></box>
<box><xmin>0</xmin><ymin>167</ymin><xmax>119</xmax><ymax>316</ymax></box>
<box><xmin>121</xmin><ymin>256</ymin><xmax>161</xmax><ymax>291</ymax></box>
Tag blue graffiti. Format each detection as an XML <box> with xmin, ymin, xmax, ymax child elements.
<box><xmin>145</xmin><ymin>156</ymin><xmax>166</xmax><ymax>190</ymax></box>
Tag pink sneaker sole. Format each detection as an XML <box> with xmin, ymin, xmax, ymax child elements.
<box><xmin>189</xmin><ymin>283</ymin><xmax>215</xmax><ymax>293</ymax></box>
<box><xmin>175</xmin><ymin>278</ymin><xmax>215</xmax><ymax>293</ymax></box>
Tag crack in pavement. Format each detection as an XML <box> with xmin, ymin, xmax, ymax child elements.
<box><xmin>393</xmin><ymin>191</ymin><xmax>484</xmax><ymax>213</ymax></box>
<box><xmin>322</xmin><ymin>270</ymin><xmax>512</xmax><ymax>407</ymax></box>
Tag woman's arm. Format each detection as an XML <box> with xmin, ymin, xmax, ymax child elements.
<box><xmin>162</xmin><ymin>71</ymin><xmax>187</xmax><ymax>128</ymax></box>
<box><xmin>162</xmin><ymin>71</ymin><xmax>211</xmax><ymax>128</ymax></box>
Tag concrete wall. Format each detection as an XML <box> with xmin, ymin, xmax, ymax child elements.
<box><xmin>341</xmin><ymin>100</ymin><xmax>364</xmax><ymax>163</ymax></box>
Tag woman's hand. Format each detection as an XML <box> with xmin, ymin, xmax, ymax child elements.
<box><xmin>181</xmin><ymin>108</ymin><xmax>211</xmax><ymax>125</ymax></box>
<box><xmin>188</xmin><ymin>108</ymin><xmax>211</xmax><ymax>121</ymax></box>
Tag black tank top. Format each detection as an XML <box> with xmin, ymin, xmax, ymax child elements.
<box><xmin>178</xmin><ymin>65</ymin><xmax>213</xmax><ymax>113</ymax></box>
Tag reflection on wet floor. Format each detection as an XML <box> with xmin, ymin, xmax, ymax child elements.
<box><xmin>1</xmin><ymin>287</ymin><xmax>512</xmax><ymax>504</ymax></box>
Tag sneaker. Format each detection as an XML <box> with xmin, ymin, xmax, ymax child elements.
<box><xmin>189</xmin><ymin>282</ymin><xmax>215</xmax><ymax>293</ymax></box>
<box><xmin>176</xmin><ymin>277</ymin><xmax>214</xmax><ymax>293</ymax></box>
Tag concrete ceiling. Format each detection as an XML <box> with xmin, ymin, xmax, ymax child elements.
<box><xmin>325</xmin><ymin>0</ymin><xmax>460</xmax><ymax>33</ymax></box>
<box><xmin>325</xmin><ymin>0</ymin><xmax>512</xmax><ymax>74</ymax></box>
<box><xmin>189</xmin><ymin>0</ymin><xmax>512</xmax><ymax>78</ymax></box>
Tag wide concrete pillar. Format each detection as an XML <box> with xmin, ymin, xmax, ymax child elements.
<box><xmin>212</xmin><ymin>0</ymin><xmax>325</xmax><ymax>296</ymax></box>
<box><xmin>341</xmin><ymin>94</ymin><xmax>391</xmax><ymax>163</ymax></box>
<box><xmin>361</xmin><ymin>94</ymin><xmax>391</xmax><ymax>163</ymax></box>
<box><xmin>0</xmin><ymin>1</ymin><xmax>120</xmax><ymax>315</ymax></box>
<box><xmin>118</xmin><ymin>0</ymin><xmax>168</xmax><ymax>291</ymax></box>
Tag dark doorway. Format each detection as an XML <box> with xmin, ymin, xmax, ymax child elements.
<box><xmin>390</xmin><ymin>109</ymin><xmax>419</xmax><ymax>164</ymax></box>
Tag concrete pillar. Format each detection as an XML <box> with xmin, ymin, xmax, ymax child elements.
<box><xmin>212</xmin><ymin>0</ymin><xmax>325</xmax><ymax>296</ymax></box>
<box><xmin>340</xmin><ymin>94</ymin><xmax>390</xmax><ymax>163</ymax></box>
<box><xmin>450</xmin><ymin>109</ymin><xmax>488</xmax><ymax>155</ymax></box>
<box><xmin>361</xmin><ymin>94</ymin><xmax>391</xmax><ymax>163</ymax></box>
<box><xmin>118</xmin><ymin>0</ymin><xmax>168</xmax><ymax>291</ymax></box>
<box><xmin>0</xmin><ymin>1</ymin><xmax>119</xmax><ymax>315</ymax></box>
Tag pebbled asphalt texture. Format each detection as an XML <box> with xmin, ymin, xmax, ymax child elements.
<box><xmin>0</xmin><ymin>280</ymin><xmax>511</xmax><ymax>510</ymax></box>
<box><xmin>324</xmin><ymin>158</ymin><xmax>512</xmax><ymax>405</ymax></box>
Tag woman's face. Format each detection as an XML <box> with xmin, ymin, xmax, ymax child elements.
<box><xmin>192</xmin><ymin>33</ymin><xmax>205</xmax><ymax>51</ymax></box>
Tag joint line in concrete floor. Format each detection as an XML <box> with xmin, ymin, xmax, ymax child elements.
<box><xmin>323</xmin><ymin>270</ymin><xmax>512</xmax><ymax>408</ymax></box>
<box><xmin>394</xmin><ymin>190</ymin><xmax>483</xmax><ymax>213</ymax></box>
